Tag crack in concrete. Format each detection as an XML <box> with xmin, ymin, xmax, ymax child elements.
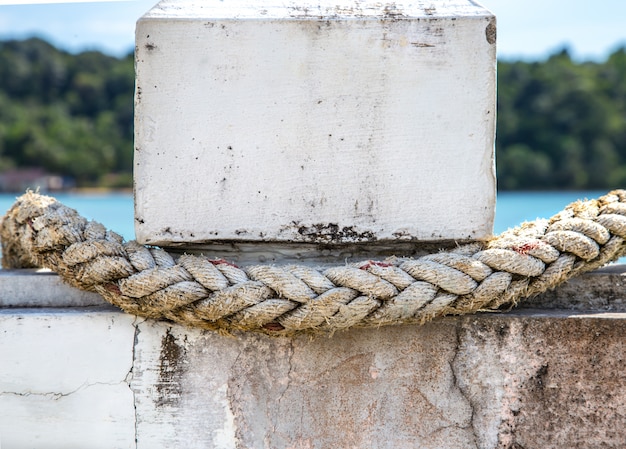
<box><xmin>1</xmin><ymin>316</ymin><xmax>143</xmax><ymax>447</ymax></box>
<box><xmin>276</xmin><ymin>338</ymin><xmax>295</xmax><ymax>407</ymax></box>
<box><xmin>451</xmin><ymin>319</ymin><xmax>480</xmax><ymax>449</ymax></box>
<box><xmin>0</xmin><ymin>380</ymin><xmax>130</xmax><ymax>400</ymax></box>
<box><xmin>267</xmin><ymin>337</ymin><xmax>295</xmax><ymax>447</ymax></box>
<box><xmin>127</xmin><ymin>316</ymin><xmax>142</xmax><ymax>449</ymax></box>
<box><xmin>0</xmin><ymin>390</ymin><xmax>68</xmax><ymax>400</ymax></box>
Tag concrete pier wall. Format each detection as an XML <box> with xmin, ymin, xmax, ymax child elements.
<box><xmin>1</xmin><ymin>267</ymin><xmax>625</xmax><ymax>448</ymax></box>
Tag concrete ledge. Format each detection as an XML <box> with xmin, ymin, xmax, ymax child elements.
<box><xmin>2</xmin><ymin>265</ymin><xmax>625</xmax><ymax>310</ymax></box>
<box><xmin>0</xmin><ymin>269</ymin><xmax>104</xmax><ymax>308</ymax></box>
<box><xmin>1</xmin><ymin>267</ymin><xmax>626</xmax><ymax>448</ymax></box>
<box><xmin>521</xmin><ymin>265</ymin><xmax>626</xmax><ymax>311</ymax></box>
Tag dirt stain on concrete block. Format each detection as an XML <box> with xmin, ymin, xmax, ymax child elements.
<box><xmin>156</xmin><ymin>328</ymin><xmax>187</xmax><ymax>408</ymax></box>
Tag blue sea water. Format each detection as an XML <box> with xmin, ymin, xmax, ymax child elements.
<box><xmin>0</xmin><ymin>190</ymin><xmax>614</xmax><ymax>243</ymax></box>
<box><xmin>494</xmin><ymin>191</ymin><xmax>609</xmax><ymax>234</ymax></box>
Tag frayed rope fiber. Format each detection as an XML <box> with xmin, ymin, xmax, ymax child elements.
<box><xmin>2</xmin><ymin>191</ymin><xmax>626</xmax><ymax>334</ymax></box>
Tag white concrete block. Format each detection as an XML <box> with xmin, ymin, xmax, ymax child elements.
<box><xmin>0</xmin><ymin>384</ymin><xmax>135</xmax><ymax>449</ymax></box>
<box><xmin>0</xmin><ymin>309</ymin><xmax>136</xmax><ymax>449</ymax></box>
<box><xmin>0</xmin><ymin>309</ymin><xmax>135</xmax><ymax>392</ymax></box>
<box><xmin>134</xmin><ymin>0</ymin><xmax>496</xmax><ymax>247</ymax></box>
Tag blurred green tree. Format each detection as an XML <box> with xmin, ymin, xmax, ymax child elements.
<box><xmin>0</xmin><ymin>38</ymin><xmax>134</xmax><ymax>189</ymax></box>
<box><xmin>497</xmin><ymin>47</ymin><xmax>626</xmax><ymax>190</ymax></box>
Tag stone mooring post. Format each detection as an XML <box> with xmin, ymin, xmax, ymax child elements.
<box><xmin>133</xmin><ymin>0</ymin><xmax>497</xmax><ymax>262</ymax></box>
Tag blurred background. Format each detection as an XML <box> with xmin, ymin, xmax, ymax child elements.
<box><xmin>0</xmin><ymin>0</ymin><xmax>624</xmax><ymax>239</ymax></box>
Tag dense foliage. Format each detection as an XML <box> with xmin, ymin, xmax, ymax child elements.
<box><xmin>0</xmin><ymin>38</ymin><xmax>133</xmax><ymax>188</ymax></box>
<box><xmin>497</xmin><ymin>48</ymin><xmax>626</xmax><ymax>190</ymax></box>
<box><xmin>0</xmin><ymin>38</ymin><xmax>625</xmax><ymax>190</ymax></box>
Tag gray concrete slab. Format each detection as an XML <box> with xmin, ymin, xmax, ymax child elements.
<box><xmin>0</xmin><ymin>269</ymin><xmax>107</xmax><ymax>308</ymax></box>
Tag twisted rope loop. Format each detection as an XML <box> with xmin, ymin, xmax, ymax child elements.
<box><xmin>2</xmin><ymin>191</ymin><xmax>626</xmax><ymax>333</ymax></box>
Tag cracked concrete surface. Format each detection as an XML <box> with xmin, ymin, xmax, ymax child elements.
<box><xmin>0</xmin><ymin>307</ymin><xmax>136</xmax><ymax>448</ymax></box>
<box><xmin>451</xmin><ymin>322</ymin><xmax>480</xmax><ymax>449</ymax></box>
<box><xmin>130</xmin><ymin>319</ymin><xmax>481</xmax><ymax>448</ymax></box>
<box><xmin>127</xmin><ymin>316</ymin><xmax>144</xmax><ymax>449</ymax></box>
<box><xmin>128</xmin><ymin>311</ymin><xmax>626</xmax><ymax>449</ymax></box>
<box><xmin>130</xmin><ymin>319</ymin><xmax>476</xmax><ymax>448</ymax></box>
<box><xmin>3</xmin><ymin>274</ymin><xmax>626</xmax><ymax>448</ymax></box>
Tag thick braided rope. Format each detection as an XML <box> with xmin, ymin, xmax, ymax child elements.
<box><xmin>2</xmin><ymin>191</ymin><xmax>626</xmax><ymax>333</ymax></box>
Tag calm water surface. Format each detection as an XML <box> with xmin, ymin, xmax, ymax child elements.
<box><xmin>494</xmin><ymin>191</ymin><xmax>608</xmax><ymax>233</ymax></box>
<box><xmin>0</xmin><ymin>190</ymin><xmax>613</xmax><ymax>243</ymax></box>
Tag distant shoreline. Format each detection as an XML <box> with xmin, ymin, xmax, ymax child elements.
<box><xmin>0</xmin><ymin>187</ymin><xmax>134</xmax><ymax>196</ymax></box>
<box><xmin>66</xmin><ymin>187</ymin><xmax>133</xmax><ymax>195</ymax></box>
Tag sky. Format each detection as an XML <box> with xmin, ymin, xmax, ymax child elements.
<box><xmin>0</xmin><ymin>0</ymin><xmax>624</xmax><ymax>61</ymax></box>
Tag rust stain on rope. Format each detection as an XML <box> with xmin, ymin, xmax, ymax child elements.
<box><xmin>2</xmin><ymin>191</ymin><xmax>626</xmax><ymax>334</ymax></box>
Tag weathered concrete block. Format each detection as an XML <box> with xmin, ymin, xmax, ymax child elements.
<box><xmin>130</xmin><ymin>311</ymin><xmax>626</xmax><ymax>449</ymax></box>
<box><xmin>0</xmin><ymin>384</ymin><xmax>135</xmax><ymax>449</ymax></box>
<box><xmin>454</xmin><ymin>311</ymin><xmax>626</xmax><ymax>449</ymax></box>
<box><xmin>0</xmin><ymin>308</ymin><xmax>136</xmax><ymax>448</ymax></box>
<box><xmin>134</xmin><ymin>0</ymin><xmax>496</xmax><ymax>247</ymax></box>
